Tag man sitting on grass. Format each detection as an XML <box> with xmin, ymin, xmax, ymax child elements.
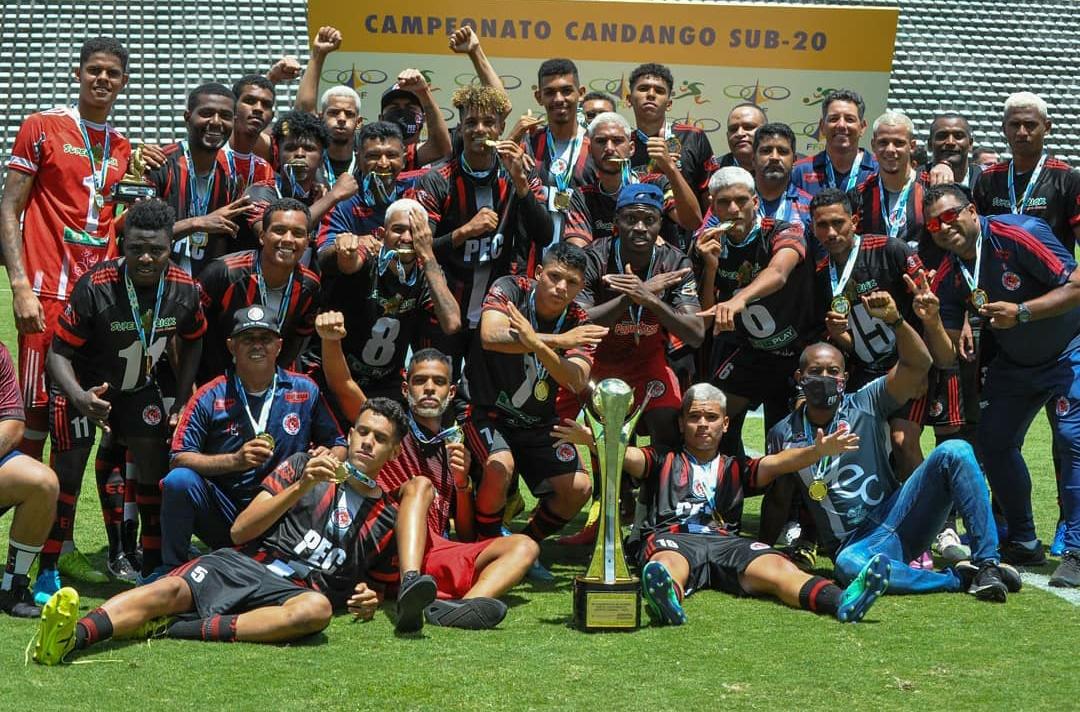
<box><xmin>552</xmin><ymin>383</ymin><xmax>890</xmax><ymax>625</ymax></box>
<box><xmin>31</xmin><ymin>398</ymin><xmax>502</xmax><ymax>665</ymax></box>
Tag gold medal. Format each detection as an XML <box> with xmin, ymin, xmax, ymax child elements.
<box><xmin>666</xmin><ymin>137</ymin><xmax>682</xmax><ymax>156</ymax></box>
<box><xmin>94</xmin><ymin>191</ymin><xmax>105</xmax><ymax>210</ymax></box>
<box><xmin>831</xmin><ymin>295</ymin><xmax>851</xmax><ymax>316</ymax></box>
<box><xmin>808</xmin><ymin>480</ymin><xmax>828</xmax><ymax>502</ymax></box>
<box><xmin>553</xmin><ymin>190</ymin><xmax>571</xmax><ymax>211</ymax></box>
<box><xmin>144</xmin><ymin>352</ymin><xmax>154</xmax><ymax>376</ymax></box>
<box><xmin>332</xmin><ymin>462</ymin><xmax>350</xmax><ymax>483</ymax></box>
<box><xmin>533</xmin><ymin>380</ymin><xmax>550</xmax><ymax>402</ymax></box>
<box><xmin>970</xmin><ymin>288</ymin><xmax>989</xmax><ymax>309</ymax></box>
<box><xmin>255</xmin><ymin>432</ymin><xmax>275</xmax><ymax>449</ymax></box>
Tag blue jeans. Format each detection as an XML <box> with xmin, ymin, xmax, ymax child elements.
<box><xmin>834</xmin><ymin>440</ymin><xmax>999</xmax><ymax>594</ymax></box>
<box><xmin>160</xmin><ymin>468</ymin><xmax>243</xmax><ymax>568</ymax></box>
<box><xmin>978</xmin><ymin>346</ymin><xmax>1080</xmax><ymax>552</ymax></box>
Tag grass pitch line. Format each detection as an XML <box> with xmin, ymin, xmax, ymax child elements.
<box><xmin>1021</xmin><ymin>572</ymin><xmax>1080</xmax><ymax>607</ymax></box>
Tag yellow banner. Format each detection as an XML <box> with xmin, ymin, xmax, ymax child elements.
<box><xmin>308</xmin><ymin>0</ymin><xmax>897</xmax><ymax>154</ymax></box>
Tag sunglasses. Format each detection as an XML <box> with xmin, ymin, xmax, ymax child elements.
<box><xmin>926</xmin><ymin>206</ymin><xmax>964</xmax><ymax>234</ymax></box>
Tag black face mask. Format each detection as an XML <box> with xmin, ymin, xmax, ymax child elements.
<box><xmin>801</xmin><ymin>374</ymin><xmax>845</xmax><ymax>409</ymax></box>
<box><xmin>382</xmin><ymin>107</ymin><xmax>424</xmax><ymax>141</ymax></box>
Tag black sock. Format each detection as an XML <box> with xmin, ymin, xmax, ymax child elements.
<box><xmin>475</xmin><ymin>509</ymin><xmax>505</xmax><ymax>539</ymax></box>
<box><xmin>400</xmin><ymin>570</ymin><xmax>420</xmax><ymax>588</ymax></box>
<box><xmin>523</xmin><ymin>499</ymin><xmax>570</xmax><ymax>542</ymax></box>
<box><xmin>167</xmin><ymin>615</ymin><xmax>239</xmax><ymax>642</ymax></box>
<box><xmin>75</xmin><ymin>607</ymin><xmax>114</xmax><ymax>650</ymax></box>
<box><xmin>798</xmin><ymin>577</ymin><xmax>842</xmax><ymax>616</ymax></box>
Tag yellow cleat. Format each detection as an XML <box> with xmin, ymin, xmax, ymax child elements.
<box><xmin>32</xmin><ymin>587</ymin><xmax>79</xmax><ymax>666</ymax></box>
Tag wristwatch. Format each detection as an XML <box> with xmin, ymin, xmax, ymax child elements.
<box><xmin>1017</xmin><ymin>303</ymin><xmax>1032</xmax><ymax>323</ymax></box>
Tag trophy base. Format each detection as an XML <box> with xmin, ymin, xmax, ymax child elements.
<box><xmin>112</xmin><ymin>183</ymin><xmax>157</xmax><ymax>204</ymax></box>
<box><xmin>572</xmin><ymin>576</ymin><xmax>641</xmax><ymax>632</ymax></box>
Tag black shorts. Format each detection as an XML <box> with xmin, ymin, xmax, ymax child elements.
<box><xmin>49</xmin><ymin>381</ymin><xmax>167</xmax><ymax>452</ymax></box>
<box><xmin>639</xmin><ymin>531</ymin><xmax>779</xmax><ymax>596</ymax></box>
<box><xmin>467</xmin><ymin>412</ymin><xmax>581</xmax><ymax>494</ymax></box>
<box><xmin>848</xmin><ymin>365</ymin><xmax>965</xmax><ymax>428</ymax></box>
<box><xmin>710</xmin><ymin>341</ymin><xmax>798</xmax><ymax>408</ymax></box>
<box><xmin>170</xmin><ymin>548</ymin><xmax>309</xmax><ymax>618</ymax></box>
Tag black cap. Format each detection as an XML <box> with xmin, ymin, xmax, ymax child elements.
<box><xmin>381</xmin><ymin>83</ymin><xmax>419</xmax><ymax>110</ymax></box>
<box><xmin>230</xmin><ymin>305</ymin><xmax>280</xmax><ymax>337</ymax></box>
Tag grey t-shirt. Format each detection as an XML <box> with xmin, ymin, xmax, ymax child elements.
<box><xmin>767</xmin><ymin>376</ymin><xmax>901</xmax><ymax>556</ymax></box>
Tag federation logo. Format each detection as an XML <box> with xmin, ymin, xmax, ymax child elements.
<box><xmin>141</xmin><ymin>404</ymin><xmax>162</xmax><ymax>426</ymax></box>
<box><xmin>836</xmin><ymin>419</ymin><xmax>850</xmax><ymax>433</ymax></box>
<box><xmin>645</xmin><ymin>380</ymin><xmax>666</xmax><ymax>399</ymax></box>
<box><xmin>1056</xmin><ymin>396</ymin><xmax>1070</xmax><ymax>417</ymax></box>
<box><xmin>246</xmin><ymin>306</ymin><xmax>265</xmax><ymax>321</ymax></box>
<box><xmin>555</xmin><ymin>443</ymin><xmax>577</xmax><ymax>463</ymax></box>
<box><xmin>282</xmin><ymin>412</ymin><xmax>301</xmax><ymax>436</ymax></box>
<box><xmin>1002</xmin><ymin>271</ymin><xmax>1022</xmax><ymax>291</ymax></box>
<box><xmin>929</xmin><ymin>400</ymin><xmax>944</xmax><ymax>418</ymax></box>
<box><xmin>332</xmin><ymin>507</ymin><xmax>352</xmax><ymax>530</ymax></box>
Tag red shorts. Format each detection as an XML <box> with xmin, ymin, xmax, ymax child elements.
<box><xmin>555</xmin><ymin>358</ymin><xmax>682</xmax><ymax>421</ymax></box>
<box><xmin>17</xmin><ymin>297</ymin><xmax>66</xmax><ymax>410</ymax></box>
<box><xmin>422</xmin><ymin>533</ymin><xmax>494</xmax><ymax>600</ymax></box>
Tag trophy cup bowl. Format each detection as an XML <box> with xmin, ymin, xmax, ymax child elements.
<box><xmin>572</xmin><ymin>378</ymin><xmax>647</xmax><ymax>632</ymax></box>
<box><xmin>112</xmin><ymin>146</ymin><xmax>157</xmax><ymax>204</ymax></box>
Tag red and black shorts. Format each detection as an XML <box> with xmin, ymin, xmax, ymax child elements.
<box><xmin>709</xmin><ymin>341</ymin><xmax>798</xmax><ymax>409</ymax></box>
<box><xmin>170</xmin><ymin>548</ymin><xmax>310</xmax><ymax>618</ymax></box>
<box><xmin>555</xmin><ymin>355</ymin><xmax>683</xmax><ymax>422</ymax></box>
<box><xmin>422</xmin><ymin>533</ymin><xmax>495</xmax><ymax>599</ymax></box>
<box><xmin>465</xmin><ymin>412</ymin><xmax>581</xmax><ymax>494</ymax></box>
<box><xmin>49</xmin><ymin>381</ymin><xmax>168</xmax><ymax>452</ymax></box>
<box><xmin>640</xmin><ymin>530</ymin><xmax>779</xmax><ymax>597</ymax></box>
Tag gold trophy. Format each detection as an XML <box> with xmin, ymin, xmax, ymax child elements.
<box><xmin>112</xmin><ymin>146</ymin><xmax>157</xmax><ymax>203</ymax></box>
<box><xmin>573</xmin><ymin>378</ymin><xmax>648</xmax><ymax>632</ymax></box>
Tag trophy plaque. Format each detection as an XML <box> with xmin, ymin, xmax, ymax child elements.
<box><xmin>113</xmin><ymin>146</ymin><xmax>157</xmax><ymax>204</ymax></box>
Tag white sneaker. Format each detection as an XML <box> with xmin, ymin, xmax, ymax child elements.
<box><xmin>934</xmin><ymin>527</ymin><xmax>970</xmax><ymax>564</ymax></box>
<box><xmin>777</xmin><ymin>520</ymin><xmax>802</xmax><ymax>548</ymax></box>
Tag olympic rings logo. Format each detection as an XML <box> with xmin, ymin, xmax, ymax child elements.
<box><xmin>722</xmin><ymin>81</ymin><xmax>791</xmax><ymax>103</ymax></box>
<box><xmin>321</xmin><ymin>67</ymin><xmax>389</xmax><ymax>86</ymax></box>
<box><xmin>453</xmin><ymin>73</ymin><xmax>523</xmax><ymax>91</ymax></box>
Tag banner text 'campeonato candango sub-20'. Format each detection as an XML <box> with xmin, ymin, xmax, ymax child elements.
<box><xmin>316</xmin><ymin>1</ymin><xmax>897</xmax><ymax>72</ymax></box>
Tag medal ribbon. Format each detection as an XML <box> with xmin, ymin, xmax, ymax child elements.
<box><xmin>253</xmin><ymin>258</ymin><xmax>295</xmax><ymax>330</ymax></box>
<box><xmin>181</xmin><ymin>140</ymin><xmax>216</xmax><ymax>218</ymax></box>
<box><xmin>955</xmin><ymin>222</ymin><xmax>986</xmax><ymax>297</ymax></box>
<box><xmin>73</xmin><ymin>107</ymin><xmax>111</xmax><ymax>198</ymax></box>
<box><xmin>361</xmin><ymin>173</ymin><xmax>398</xmax><ymax>208</ymax></box>
<box><xmin>376</xmin><ymin>245</ymin><xmax>419</xmax><ymax>287</ymax></box>
<box><xmin>1008</xmin><ymin>152</ymin><xmax>1048</xmax><ymax>215</ymax></box>
<box><xmin>223</xmin><ymin>145</ymin><xmax>255</xmax><ymax>189</ymax></box>
<box><xmin>825</xmin><ymin>149</ymin><xmax>863</xmax><ymax>192</ymax></box>
<box><xmin>460</xmin><ymin>151</ymin><xmax>497</xmax><ymax>180</ymax></box>
<box><xmin>545</xmin><ymin>127</ymin><xmax>582</xmax><ymax>194</ymax></box>
<box><xmin>802</xmin><ymin>407</ymin><xmax>841</xmax><ymax>484</ymax></box>
<box><xmin>878</xmin><ymin>172</ymin><xmax>915</xmax><ymax>239</ymax></box>
<box><xmin>235</xmin><ymin>371</ymin><xmax>278</xmax><ymax>437</ymax></box>
<box><xmin>757</xmin><ymin>193</ymin><xmax>792</xmax><ymax>223</ymax></box>
<box><xmin>122</xmin><ymin>262</ymin><xmax>166</xmax><ymax>386</ymax></box>
<box><xmin>339</xmin><ymin>460</ymin><xmax>379</xmax><ymax>490</ymax></box>
<box><xmin>323</xmin><ymin>150</ymin><xmax>356</xmax><ymax>189</ymax></box>
<box><xmin>612</xmin><ymin>239</ymin><xmax>657</xmax><ymax>331</ymax></box>
<box><xmin>526</xmin><ymin>289</ymin><xmax>567</xmax><ymax>385</ymax></box>
<box><xmin>407</xmin><ymin>416</ymin><xmax>462</xmax><ymax>446</ymax></box>
<box><xmin>277</xmin><ymin>164</ymin><xmax>309</xmax><ymax>200</ymax></box>
<box><xmin>829</xmin><ymin>234</ymin><xmax>862</xmax><ymax>298</ymax></box>
<box><xmin>719</xmin><ymin>217</ymin><xmax>762</xmax><ymax>259</ymax></box>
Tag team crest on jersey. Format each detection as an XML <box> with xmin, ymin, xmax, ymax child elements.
<box><xmin>282</xmin><ymin>413</ymin><xmax>301</xmax><ymax>435</ymax></box>
<box><xmin>750</xmin><ymin>542</ymin><xmax>770</xmax><ymax>551</ymax></box>
<box><xmin>645</xmin><ymin>380</ymin><xmax>666</xmax><ymax>399</ymax></box>
<box><xmin>555</xmin><ymin>443</ymin><xmax>577</xmax><ymax>463</ymax></box>
<box><xmin>835</xmin><ymin>420</ymin><xmax>850</xmax><ymax>433</ymax></box>
<box><xmin>332</xmin><ymin>506</ymin><xmax>352</xmax><ymax>530</ymax></box>
<box><xmin>1056</xmin><ymin>396</ymin><xmax>1070</xmax><ymax>417</ymax></box>
<box><xmin>929</xmin><ymin>400</ymin><xmax>944</xmax><ymax>418</ymax></box>
<box><xmin>1002</xmin><ymin>271</ymin><xmax>1022</xmax><ymax>291</ymax></box>
<box><xmin>906</xmin><ymin>255</ymin><xmax>920</xmax><ymax>271</ymax></box>
<box><xmin>142</xmin><ymin>404</ymin><xmax>162</xmax><ymax>426</ymax></box>
<box><xmin>214</xmin><ymin>397</ymin><xmax>236</xmax><ymax>411</ymax></box>
<box><xmin>737</xmin><ymin>261</ymin><xmax>755</xmax><ymax>287</ymax></box>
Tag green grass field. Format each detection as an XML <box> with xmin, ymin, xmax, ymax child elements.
<box><xmin>0</xmin><ymin>277</ymin><xmax>1075</xmax><ymax>711</ymax></box>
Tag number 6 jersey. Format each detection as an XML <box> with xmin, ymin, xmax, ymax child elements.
<box><xmin>52</xmin><ymin>259</ymin><xmax>206</xmax><ymax>391</ymax></box>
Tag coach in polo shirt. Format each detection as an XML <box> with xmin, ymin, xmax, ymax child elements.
<box><xmin>156</xmin><ymin>306</ymin><xmax>346</xmax><ymax>580</ymax></box>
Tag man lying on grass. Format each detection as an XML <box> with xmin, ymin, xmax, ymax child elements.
<box><xmin>32</xmin><ymin>398</ymin><xmax>507</xmax><ymax>665</ymax></box>
<box><xmin>553</xmin><ymin>383</ymin><xmax>890</xmax><ymax>625</ymax></box>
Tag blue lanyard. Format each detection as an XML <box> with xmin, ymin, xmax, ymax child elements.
<box><xmin>825</xmin><ymin>149</ymin><xmax>863</xmax><ymax>192</ymax></box>
<box><xmin>955</xmin><ymin>221</ymin><xmax>987</xmax><ymax>294</ymax></box>
<box><xmin>613</xmin><ymin>239</ymin><xmax>657</xmax><ymax>328</ymax></box>
<box><xmin>376</xmin><ymin>245</ymin><xmax>419</xmax><ymax>287</ymax></box>
<box><xmin>181</xmin><ymin>140</ymin><xmax>216</xmax><ymax>217</ymax></box>
<box><xmin>253</xmin><ymin>257</ymin><xmax>294</xmax><ymax>329</ymax></box>
<box><xmin>123</xmin><ymin>262</ymin><xmax>165</xmax><ymax>383</ymax></box>
<box><xmin>877</xmin><ymin>173</ymin><xmax>915</xmax><ymax>239</ymax></box>
<box><xmin>361</xmin><ymin>173</ymin><xmax>398</xmax><ymax>208</ymax></box>
<box><xmin>73</xmin><ymin>108</ymin><xmax>111</xmax><ymax>196</ymax></box>
<box><xmin>545</xmin><ymin>128</ymin><xmax>581</xmax><ymax>192</ymax></box>
<box><xmin>277</xmin><ymin>165</ymin><xmax>309</xmax><ymax>200</ymax></box>
<box><xmin>1008</xmin><ymin>152</ymin><xmax>1047</xmax><ymax>215</ymax></box>
<box><xmin>223</xmin><ymin>145</ymin><xmax>255</xmax><ymax>188</ymax></box>
<box><xmin>527</xmin><ymin>289</ymin><xmax>567</xmax><ymax>381</ymax></box>
<box><xmin>718</xmin><ymin>218</ymin><xmax>762</xmax><ymax>259</ymax></box>
<box><xmin>460</xmin><ymin>152</ymin><xmax>497</xmax><ymax>180</ymax></box>
<box><xmin>407</xmin><ymin>416</ymin><xmax>462</xmax><ymax>446</ymax></box>
<box><xmin>234</xmin><ymin>371</ymin><xmax>278</xmax><ymax>437</ymax></box>
<box><xmin>757</xmin><ymin>193</ymin><xmax>792</xmax><ymax>223</ymax></box>
<box><xmin>828</xmin><ymin>234</ymin><xmax>862</xmax><ymax>297</ymax></box>
<box><xmin>323</xmin><ymin>150</ymin><xmax>356</xmax><ymax>188</ymax></box>
<box><xmin>802</xmin><ymin>407</ymin><xmax>840</xmax><ymax>479</ymax></box>
<box><xmin>634</xmin><ymin>121</ymin><xmax>672</xmax><ymax>147</ymax></box>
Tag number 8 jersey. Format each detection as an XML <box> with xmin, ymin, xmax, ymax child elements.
<box><xmin>52</xmin><ymin>259</ymin><xmax>206</xmax><ymax>391</ymax></box>
<box><xmin>700</xmin><ymin>217</ymin><xmax>817</xmax><ymax>353</ymax></box>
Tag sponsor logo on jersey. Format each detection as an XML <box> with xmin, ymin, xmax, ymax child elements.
<box><xmin>62</xmin><ymin>143</ymin><xmax>120</xmax><ymax>169</ymax></box>
<box><xmin>1056</xmin><ymin>396</ymin><xmax>1070</xmax><ymax>417</ymax></box>
<box><xmin>142</xmin><ymin>404</ymin><xmax>162</xmax><ymax>425</ymax></box>
<box><xmin>282</xmin><ymin>412</ymin><xmax>301</xmax><ymax>436</ymax></box>
<box><xmin>749</xmin><ymin>541</ymin><xmax>770</xmax><ymax>551</ymax></box>
<box><xmin>213</xmin><ymin>397</ymin><xmax>236</xmax><ymax>411</ymax></box>
<box><xmin>555</xmin><ymin>442</ymin><xmax>577</xmax><ymax>463</ymax></box>
<box><xmin>284</xmin><ymin>391</ymin><xmax>310</xmax><ymax>403</ymax></box>
<box><xmin>613</xmin><ymin>321</ymin><xmax>660</xmax><ymax>337</ymax></box>
<box><xmin>991</xmin><ymin>196</ymin><xmax>1047</xmax><ymax>210</ymax></box>
<box><xmin>645</xmin><ymin>380</ymin><xmax>666</xmax><ymax>399</ymax></box>
<box><xmin>855</xmin><ymin>278</ymin><xmax>879</xmax><ymax>294</ymax></box>
<box><xmin>1002</xmin><ymin>271</ymin><xmax>1022</xmax><ymax>291</ymax></box>
<box><xmin>110</xmin><ymin>316</ymin><xmax>177</xmax><ymax>332</ymax></box>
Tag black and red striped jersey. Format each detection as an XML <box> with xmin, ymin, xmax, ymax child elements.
<box><xmin>250</xmin><ymin>452</ymin><xmax>398</xmax><ymax>598</ymax></box>
<box><xmin>694</xmin><ymin>217</ymin><xmax>815</xmax><ymax>353</ymax></box>
<box><xmin>146</xmin><ymin>141</ymin><xmax>245</xmax><ymax>277</ymax></box>
<box><xmin>416</xmin><ymin>159</ymin><xmax>553</xmax><ymax>331</ymax></box>
<box><xmin>973</xmin><ymin>157</ymin><xmax>1080</xmax><ymax>254</ymax></box>
<box><xmin>626</xmin><ymin>446</ymin><xmax>760</xmax><ymax>548</ymax></box>
<box><xmin>630</xmin><ymin>122</ymin><xmax>715</xmax><ymax>199</ymax></box>
<box><xmin>465</xmin><ymin>275</ymin><xmax>594</xmax><ymax>428</ymax></box>
<box><xmin>521</xmin><ymin>126</ymin><xmax>593</xmax><ymax>189</ymax></box>
<box><xmin>791</xmin><ymin>149</ymin><xmax>879</xmax><ymax>198</ymax></box>
<box><xmin>848</xmin><ymin>171</ymin><xmax>930</xmax><ymax>247</ymax></box>
<box><xmin>52</xmin><ymin>259</ymin><xmax>206</xmax><ymax>391</ymax></box>
<box><xmin>813</xmin><ymin>234</ymin><xmax>922</xmax><ymax>374</ymax></box>
<box><xmin>196</xmin><ymin>250</ymin><xmax>320</xmax><ymax>381</ymax></box>
<box><xmin>563</xmin><ymin>173</ymin><xmax>677</xmax><ymax>246</ymax></box>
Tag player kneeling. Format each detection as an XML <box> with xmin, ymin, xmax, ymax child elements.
<box><xmin>553</xmin><ymin>384</ymin><xmax>889</xmax><ymax>625</ymax></box>
<box><xmin>31</xmin><ymin>399</ymin><xmax>436</xmax><ymax>665</ymax></box>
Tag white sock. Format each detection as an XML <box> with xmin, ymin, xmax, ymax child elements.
<box><xmin>2</xmin><ymin>540</ymin><xmax>43</xmax><ymax>591</ymax></box>
<box><xmin>1015</xmin><ymin>539</ymin><xmax>1039</xmax><ymax>549</ymax></box>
